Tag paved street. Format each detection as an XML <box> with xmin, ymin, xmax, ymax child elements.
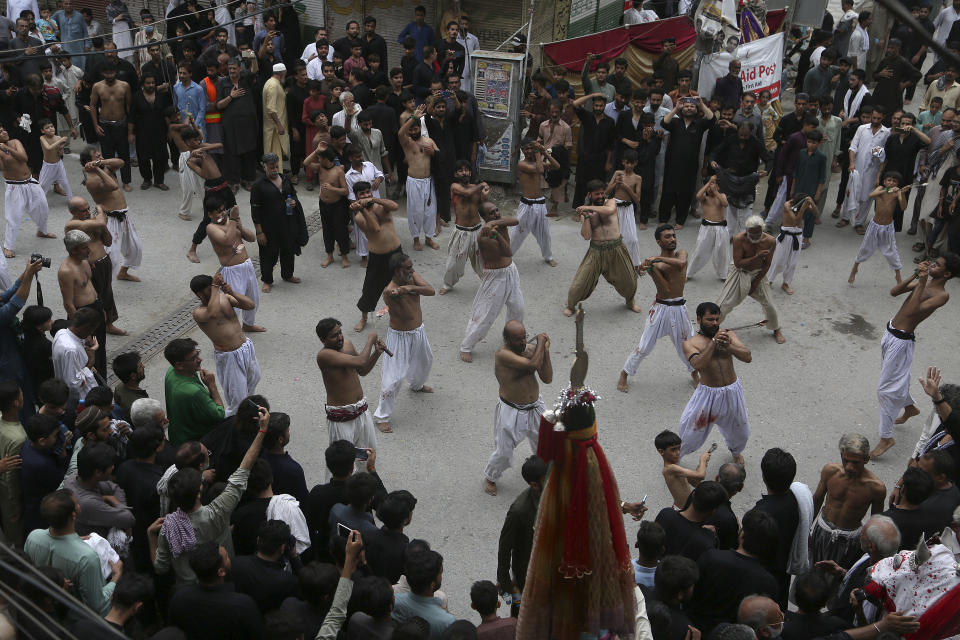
<box><xmin>5</xmin><ymin>139</ymin><xmax>959</xmax><ymax>622</ymax></box>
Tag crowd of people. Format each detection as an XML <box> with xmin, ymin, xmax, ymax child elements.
<box><xmin>1</xmin><ymin>0</ymin><xmax>960</xmax><ymax>638</ymax></box>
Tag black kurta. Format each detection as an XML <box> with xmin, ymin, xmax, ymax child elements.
<box><xmin>250</xmin><ymin>174</ymin><xmax>308</xmax><ymax>253</ymax></box>
<box><xmin>217</xmin><ymin>73</ymin><xmax>259</xmax><ymax>155</ymax></box>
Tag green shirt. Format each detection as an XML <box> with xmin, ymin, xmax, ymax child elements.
<box><xmin>164</xmin><ymin>367</ymin><xmax>225</xmax><ymax>446</ymax></box>
<box><xmin>0</xmin><ymin>418</ymin><xmax>26</xmax><ymax>535</ymax></box>
<box><xmin>24</xmin><ymin>529</ymin><xmax>115</xmax><ymax>615</ymax></box>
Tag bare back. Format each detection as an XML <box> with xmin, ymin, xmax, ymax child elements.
<box><xmin>451</xmin><ymin>183</ymin><xmax>483</xmax><ymax>227</ymax></box>
<box><xmin>477</xmin><ymin>221</ymin><xmax>515</xmax><ymax>269</ymax></box>
<box><xmin>517</xmin><ymin>157</ymin><xmax>544</xmax><ymax>199</ymax></box>
<box><xmin>193</xmin><ymin>294</ymin><xmax>245</xmax><ymax>352</ymax></box>
<box><xmin>700</xmin><ymin>193</ymin><xmax>728</xmax><ymax>223</ymax></box>
<box><xmin>0</xmin><ymin>139</ymin><xmax>32</xmax><ymax>181</ymax></box>
<box><xmin>85</xmin><ymin>168</ymin><xmax>127</xmax><ymax>211</ymax></box>
<box><xmin>356</xmin><ymin>202</ymin><xmax>401</xmax><ymax>254</ymax></box>
<box><xmin>891</xmin><ymin>280</ymin><xmax>950</xmax><ymax>333</ymax></box>
<box><xmin>64</xmin><ymin>218</ymin><xmax>109</xmax><ymax>261</ymax></box>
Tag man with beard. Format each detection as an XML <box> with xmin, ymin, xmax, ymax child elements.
<box><xmin>373</xmin><ymin>254</ymin><xmax>435</xmax><ymax>434</ymax></box>
<box><xmin>879</xmin><ymin>112</ymin><xmax>929</xmax><ymax>231</ymax></box>
<box><xmin>199</xmin><ymin>60</ymin><xmax>225</xmax><ymax>171</ymax></box>
<box><xmin>251</xmin><ymin>153</ymin><xmax>308</xmax><ymax>293</ymax></box>
<box><xmin>89</xmin><ymin>63</ymin><xmax>132</xmax><ymax>191</ymax></box>
<box><xmin>814</xmin><ymin>96</ymin><xmax>843</xmax><ymax>222</ymax></box>
<box><xmin>190</xmin><ymin>272</ymin><xmax>259</xmax><ymax>416</ymax></box>
<box><xmin>216</xmin><ymin>59</ymin><xmax>260</xmax><ymax>192</ymax></box>
<box><xmin>564</xmin><ymin>180</ymin><xmax>640</xmax><ymax>317</ymax></box>
<box><xmin>618</xmin><ymin>224</ymin><xmax>697</xmax><ymax>393</ymax></box>
<box><xmin>810</xmin><ymin>434</ymin><xmax>887</xmax><ymax>569</ymax></box>
<box><xmin>399</xmin><ymin>104</ymin><xmax>439</xmax><ymax>250</ymax></box>
<box><xmin>511</xmin><ymin>139</ymin><xmax>559</xmax><ymax>267</ymax></box>
<box><xmin>352</xmin><ymin>182</ymin><xmax>403</xmax><ymax>332</ymax></box>
<box><xmin>710</xmin><ymin>123</ymin><xmax>768</xmax><ymax>236</ymax></box>
<box><xmin>80</xmin><ymin>148</ymin><xmax>141</xmax><ymax>289</ymax></box>
<box><xmin>460</xmin><ymin>203</ymin><xmax>523</xmax><ymax>363</ymax></box>
<box><xmin>181</xmin><ymin>128</ymin><xmax>238</xmax><ymax>262</ymax></box>
<box><xmin>840</xmin><ymin>70</ymin><xmax>871</xmax><ymax>123</ymax></box>
<box><xmin>128</xmin><ymin>74</ymin><xmax>171</xmax><ymax>191</ymax></box>
<box><xmin>716</xmin><ymin>216</ymin><xmax>785</xmax><ymax>344</ymax></box>
<box><xmin>572</xmin><ymin>92</ymin><xmax>616</xmax><ymax>210</ymax></box>
<box><xmin>872</xmin><ymin>39</ymin><xmax>922</xmax><ymax>116</ymax></box>
<box><xmin>440</xmin><ymin>160</ymin><xmax>488</xmax><ymax>294</ymax></box>
<box><xmin>483</xmin><ymin>321</ymin><xmax>551</xmax><ymax>497</ymax></box>
<box><xmin>61</xmin><ymin>200</ymin><xmax>109</xmax><ymax>374</ymax></box>
<box><xmin>677</xmin><ymin>302</ymin><xmax>752</xmax><ymax>464</ymax></box>
<box><xmin>841</xmin><ymin>106</ymin><xmax>891</xmax><ymax>234</ymax></box>
<box><xmin>660</xmin><ymin>95</ymin><xmax>713</xmax><ymax>229</ymax></box>
<box><xmin>204</xmin><ymin>194</ymin><xmax>264</xmax><ymax>334</ymax></box>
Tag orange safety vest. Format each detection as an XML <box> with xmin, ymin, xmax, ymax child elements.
<box><xmin>202</xmin><ymin>76</ymin><xmax>221</xmax><ymax>123</ymax></box>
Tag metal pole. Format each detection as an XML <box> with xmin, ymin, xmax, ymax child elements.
<box><xmin>525</xmin><ymin>0</ymin><xmax>536</xmax><ymax>66</ymax></box>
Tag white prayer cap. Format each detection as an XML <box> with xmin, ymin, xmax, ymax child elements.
<box><xmin>273</xmin><ymin>63</ymin><xmax>286</xmax><ymax>73</ymax></box>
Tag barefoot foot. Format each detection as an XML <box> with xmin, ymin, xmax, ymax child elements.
<box><xmin>413</xmin><ymin>238</ymin><xmax>423</xmax><ymax>251</ymax></box>
<box><xmin>414</xmin><ymin>385</ymin><xmax>433</xmax><ymax>393</ymax></box>
<box><xmin>732</xmin><ymin>453</ymin><xmax>745</xmax><ymax>466</ymax></box>
<box><xmin>360</xmin><ymin>257</ymin><xmax>368</xmax><ymax>267</ymax></box>
<box><xmin>242</xmin><ymin>323</ymin><xmax>266</xmax><ymax>332</ymax></box>
<box><xmin>773</xmin><ymin>329</ymin><xmax>786</xmax><ymax>344</ymax></box>
<box><xmin>341</xmin><ymin>256</ymin><xmax>350</xmax><ymax>268</ymax></box>
<box><xmin>261</xmin><ymin>283</ymin><xmax>272</xmax><ymax>293</ymax></box>
<box><xmin>106</xmin><ymin>324</ymin><xmax>128</xmax><ymax>336</ymax></box>
<box><xmin>483</xmin><ymin>479</ymin><xmax>497</xmax><ymax>496</ymax></box>
<box><xmin>321</xmin><ymin>255</ymin><xmax>334</xmax><ymax>268</ymax></box>
<box><xmin>2</xmin><ymin>248</ymin><xmax>14</xmax><ymax>259</ymax></box>
<box><xmin>562</xmin><ymin>307</ymin><xmax>575</xmax><ymax>317</ymax></box>
<box><xmin>781</xmin><ymin>283</ymin><xmax>793</xmax><ymax>295</ymax></box>
<box><xmin>870</xmin><ymin>437</ymin><xmax>896</xmax><ymax>458</ymax></box>
<box><xmin>617</xmin><ymin>372</ymin><xmax>629</xmax><ymax>393</ymax></box>
<box><xmin>895</xmin><ymin>405</ymin><xmax>921</xmax><ymax>425</ymax></box>
<box><xmin>36</xmin><ymin>231</ymin><xmax>56</xmax><ymax>239</ymax></box>
<box><xmin>459</xmin><ymin>351</ymin><xmax>472</xmax><ymax>363</ymax></box>
<box><xmin>627</xmin><ymin>300</ymin><xmax>643</xmax><ymax>313</ymax></box>
<box><xmin>354</xmin><ymin>317</ymin><xmax>367</xmax><ymax>332</ymax></box>
<box><xmin>438</xmin><ymin>287</ymin><xmax>448</xmax><ymax>295</ymax></box>
<box><xmin>117</xmin><ymin>270</ymin><xmax>140</xmax><ymax>282</ymax></box>
<box><xmin>186</xmin><ymin>250</ymin><xmax>200</xmax><ymax>263</ymax></box>
<box><xmin>426</xmin><ymin>238</ymin><xmax>440</xmax><ymax>250</ymax></box>
<box><xmin>376</xmin><ymin>422</ymin><xmax>393</xmax><ymax>433</ymax></box>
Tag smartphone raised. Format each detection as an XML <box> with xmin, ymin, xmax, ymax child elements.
<box><xmin>337</xmin><ymin>522</ymin><xmax>352</xmax><ymax>539</ymax></box>
<box><xmin>355</xmin><ymin>447</ymin><xmax>369</xmax><ymax>461</ymax></box>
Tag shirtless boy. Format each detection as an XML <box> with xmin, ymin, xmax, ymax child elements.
<box><xmin>769</xmin><ymin>195</ymin><xmax>816</xmax><ymax>294</ymax></box>
<box><xmin>849</xmin><ymin>173</ymin><xmax>910</xmax><ymax>285</ymax></box>
<box><xmin>182</xmin><ymin>128</ymin><xmax>236</xmax><ymax>263</ymax></box>
<box><xmin>80</xmin><ymin>147</ymin><xmax>141</xmax><ymax>284</ymax></box>
<box><xmin>440</xmin><ymin>160</ymin><xmax>488</xmax><ymax>294</ymax></box>
<box><xmin>606</xmin><ymin>150</ymin><xmax>643</xmax><ymax>269</ymax></box>
<box><xmin>1</xmin><ymin>125</ymin><xmax>54</xmax><ymax>259</ymax></box>
<box><xmin>399</xmin><ymin>104</ymin><xmax>440</xmax><ymax>250</ymax></box>
<box><xmin>655</xmin><ymin>429</ymin><xmax>711</xmax><ymax>508</ymax></box>
<box><xmin>716</xmin><ymin>216</ymin><xmax>785</xmax><ymax>343</ymax></box>
<box><xmin>166</xmin><ymin>109</ymin><xmax>205</xmax><ymax>223</ymax></box>
<box><xmin>304</xmin><ymin>145</ymin><xmax>350</xmax><ymax>268</ymax></box>
<box><xmin>191</xmin><ymin>272</ymin><xmax>260</xmax><ymax>415</ymax></box>
<box><xmin>618</xmin><ymin>224</ymin><xmax>697</xmax><ymax>391</ymax></box>
<box><xmin>810</xmin><ymin>433</ymin><xmax>887</xmax><ymax>569</ymax></box>
<box><xmin>460</xmin><ymin>202</ymin><xmax>522</xmax><ymax>362</ymax></box>
<box><xmin>372</xmin><ymin>254</ymin><xmax>435</xmax><ymax>433</ymax></box>
<box><xmin>482</xmin><ymin>321</ymin><xmax>552</xmax><ymax>496</ymax></box>
<box><xmin>316</xmin><ymin>317</ymin><xmax>387</xmax><ymax>467</ymax></box>
<box><xmin>57</xmin><ymin>229</ymin><xmax>107</xmax><ymax>375</ymax></box>
<box><xmin>38</xmin><ymin>118</ymin><xmax>73</xmax><ymax>198</ymax></box>
<box><xmin>204</xmin><ymin>194</ymin><xmax>265</xmax><ymax>333</ymax></box>
<box><xmin>352</xmin><ymin>182</ymin><xmax>403</xmax><ymax>332</ymax></box>
<box><xmin>870</xmin><ymin>253</ymin><xmax>958</xmax><ymax>458</ymax></box>
<box><xmin>512</xmin><ymin>139</ymin><xmax>559</xmax><ymax>267</ymax></box>
<box><xmin>678</xmin><ymin>302</ymin><xmax>752</xmax><ymax>465</ymax></box>
<box><xmin>687</xmin><ymin>176</ymin><xmax>731</xmax><ymax>280</ymax></box>
<box><xmin>564</xmin><ymin>179</ymin><xmax>640</xmax><ymax>316</ymax></box>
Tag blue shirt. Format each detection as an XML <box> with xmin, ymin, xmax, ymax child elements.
<box><xmin>397</xmin><ymin>22</ymin><xmax>434</xmax><ymax>62</ymax></box>
<box><xmin>51</xmin><ymin>8</ymin><xmax>88</xmax><ymax>64</ymax></box>
<box><xmin>0</xmin><ymin>280</ymin><xmax>29</xmax><ymax>410</ymax></box>
<box><xmin>252</xmin><ymin>29</ymin><xmax>285</xmax><ymax>58</ymax></box>
<box><xmin>173</xmin><ymin>80</ymin><xmax>206</xmax><ymax>137</ymax></box>
<box><xmin>20</xmin><ymin>441</ymin><xmax>66</xmax><ymax>534</ymax></box>
<box><xmin>633</xmin><ymin>558</ymin><xmax>657</xmax><ymax>590</ymax></box>
<box><xmin>604</xmin><ymin>101</ymin><xmax>629</xmax><ymax>124</ymax></box>
<box><xmin>393</xmin><ymin>592</ymin><xmax>456</xmax><ymax>639</ymax></box>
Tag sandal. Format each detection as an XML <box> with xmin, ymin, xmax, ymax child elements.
<box><xmin>836</xmin><ymin>219</ymin><xmax>850</xmax><ymax>228</ymax></box>
<box><xmin>855</xmin><ymin>225</ymin><xmax>866</xmax><ymax>235</ymax></box>
<box><xmin>912</xmin><ymin>242</ymin><xmax>926</xmax><ymax>252</ymax></box>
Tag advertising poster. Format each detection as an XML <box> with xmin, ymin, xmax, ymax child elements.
<box><xmin>475</xmin><ymin>60</ymin><xmax>514</xmax><ymax>119</ymax></box>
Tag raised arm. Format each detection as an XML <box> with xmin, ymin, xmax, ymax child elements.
<box><xmin>572</xmin><ymin>91</ymin><xmax>603</xmax><ymax>109</ymax></box>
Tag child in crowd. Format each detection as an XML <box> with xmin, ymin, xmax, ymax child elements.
<box><xmin>849</xmin><ymin>171</ymin><xmax>909</xmax><ymax>285</ymax></box>
<box><xmin>918</xmin><ymin>96</ymin><xmax>943</xmax><ymax>132</ymax></box>
<box><xmin>634</xmin><ymin>521</ymin><xmax>666</xmax><ymax>590</ymax></box>
<box><xmin>470</xmin><ymin>580</ymin><xmax>517</xmax><ymax>638</ymax></box>
<box><xmin>656</xmin><ymin>429</ymin><xmax>712</xmax><ymax>509</ymax></box>
<box><xmin>38</xmin><ymin>119</ymin><xmax>72</xmax><ymax>198</ymax></box>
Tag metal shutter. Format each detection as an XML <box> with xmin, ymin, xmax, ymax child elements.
<box><xmin>463</xmin><ymin>0</ymin><xmax>525</xmax><ymax>50</ymax></box>
<box><xmin>322</xmin><ymin>0</ymin><xmax>437</xmax><ymax>72</ymax></box>
<box><xmin>299</xmin><ymin>0</ymin><xmax>326</xmax><ymax>33</ymax></box>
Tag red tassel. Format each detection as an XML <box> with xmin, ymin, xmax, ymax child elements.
<box><xmin>560</xmin><ymin>436</ymin><xmax>592</xmax><ymax>577</ymax></box>
<box><xmin>536</xmin><ymin>417</ymin><xmax>566</xmax><ymax>464</ymax></box>
<box><xmin>594</xmin><ymin>444</ymin><xmax>632</xmax><ymax>569</ymax></box>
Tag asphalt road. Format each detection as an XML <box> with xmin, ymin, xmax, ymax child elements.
<box><xmin>3</xmin><ymin>119</ymin><xmax>958</xmax><ymax>623</ymax></box>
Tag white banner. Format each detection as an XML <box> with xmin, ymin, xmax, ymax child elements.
<box><xmin>698</xmin><ymin>32</ymin><xmax>784</xmax><ymax>104</ymax></box>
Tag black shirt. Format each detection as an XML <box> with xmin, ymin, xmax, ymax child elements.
<box><xmin>365</xmin><ymin>527</ymin><xmax>409</xmax><ymax>584</ymax></box>
<box><xmin>575</xmin><ymin>106</ymin><xmax>616</xmax><ymax>160</ymax></box>
<box><xmin>115</xmin><ymin>458</ymin><xmax>163</xmax><ymax>573</ymax></box>
<box><xmin>279</xmin><ymin>596</ymin><xmax>328</xmax><ymax>639</ymax></box>
<box><xmin>333</xmin><ymin>35</ymin><xmax>365</xmax><ymax>61</ymax></box>
<box><xmin>919</xmin><ymin>484</ymin><xmax>960</xmax><ymax>532</ymax></box>
<box><xmin>231</xmin><ymin>496</ymin><xmax>271</xmax><ymax>556</ymax></box>
<box><xmin>168</xmin><ymin>583</ymin><xmax>265</xmax><ymax>639</ymax></box>
<box><xmin>688</xmin><ymin>549</ymin><xmax>779</xmax><ymax>634</ymax></box>
<box><xmin>882</xmin><ymin>505</ymin><xmax>945</xmax><ymax>549</ymax></box>
<box><xmin>655</xmin><ymin>508</ymin><xmax>718</xmax><ymax>562</ymax></box>
<box><xmin>231</xmin><ymin>554</ymin><xmax>301</xmax><ymax>613</ymax></box>
<box><xmin>363</xmin><ymin>33</ymin><xmax>389</xmax><ymax>69</ymax></box>
<box><xmin>412</xmin><ymin>61</ymin><xmax>435</xmax><ymax>101</ymax></box>
<box><xmin>615</xmin><ymin>111</ymin><xmax>644</xmax><ymax>160</ymax></box>
<box><xmin>783</xmin><ymin>611</ymin><xmax>849</xmax><ymax>640</ymax></box>
<box><xmin>754</xmin><ymin>491</ymin><xmax>799</xmax><ymax>577</ymax></box>
<box><xmin>712</xmin><ymin>134</ymin><xmax>768</xmax><ymax>176</ymax></box>
<box><xmin>305</xmin><ymin>474</ymin><xmax>386</xmax><ymax>562</ymax></box>
<box><xmin>436</xmin><ymin>38</ymin><xmax>466</xmax><ymax>79</ymax></box>
<box><xmin>129</xmin><ymin>90</ymin><xmax>171</xmax><ymax>141</ymax></box>
<box><xmin>367</xmin><ymin>102</ymin><xmax>399</xmax><ymax>152</ymax></box>
<box><xmin>883</xmin><ymin>132</ymin><xmax>925</xmax><ymax>184</ymax></box>
<box><xmin>663</xmin><ymin>116</ymin><xmax>711</xmax><ymax>188</ymax></box>
<box><xmin>22</xmin><ymin>327</ymin><xmax>53</xmax><ymax>392</ymax></box>
<box><xmin>705</xmin><ymin>501</ymin><xmax>740</xmax><ymax>550</ymax></box>
<box><xmin>141</xmin><ymin>59</ymin><xmax>178</xmax><ymax>90</ymax></box>
<box><xmin>249</xmin><ymin>174</ymin><xmax>308</xmax><ymax>251</ymax></box>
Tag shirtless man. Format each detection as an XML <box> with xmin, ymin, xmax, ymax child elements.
<box><xmin>687</xmin><ymin>176</ymin><xmax>731</xmax><ymax>280</ymax></box>
<box><xmin>440</xmin><ymin>160</ymin><xmax>488</xmax><ymax>294</ymax></box>
<box><xmin>849</xmin><ymin>173</ymin><xmax>910</xmax><ymax>285</ymax></box>
<box><xmin>63</xmin><ymin>195</ymin><xmax>117</xmax><ymax>336</ymax></box>
<box><xmin>482</xmin><ymin>321</ymin><xmax>552</xmax><ymax>496</ymax></box>
<box><xmin>352</xmin><ymin>182</ymin><xmax>403</xmax><ymax>332</ymax></box>
<box><xmin>57</xmin><ymin>229</ymin><xmax>107</xmax><ymax>375</ymax></box>
<box><xmin>182</xmin><ymin>128</ymin><xmax>236</xmax><ymax>263</ymax></box>
<box><xmin>1</xmin><ymin>125</ymin><xmax>54</xmax><ymax>259</ymax></box>
<box><xmin>80</xmin><ymin>147</ymin><xmax>141</xmax><ymax>285</ymax></box>
<box><xmin>460</xmin><ymin>202</ymin><xmax>522</xmax><ymax>362</ymax></box>
<box><xmin>870</xmin><ymin>253</ymin><xmax>959</xmax><ymax>458</ymax></box>
<box><xmin>166</xmin><ymin>109</ymin><xmax>205</xmax><ymax>222</ymax></box>
<box><xmin>564</xmin><ymin>179</ymin><xmax>640</xmax><ymax>317</ymax></box>
<box><xmin>512</xmin><ymin>139</ymin><xmax>559</xmax><ymax>267</ymax></box>
<box><xmin>716</xmin><ymin>216</ymin><xmax>786</xmax><ymax>344</ymax></box>
<box><xmin>769</xmin><ymin>195</ymin><xmax>816</xmax><ymax>294</ymax></box>
<box><xmin>315</xmin><ymin>317</ymin><xmax>387</xmax><ymax>470</ymax></box>
<box><xmin>304</xmin><ymin>145</ymin><xmax>350</xmax><ymax>268</ymax></box>
<box><xmin>606</xmin><ymin>151</ymin><xmax>643</xmax><ymax>269</ymax></box>
<box><xmin>810</xmin><ymin>433</ymin><xmax>887</xmax><ymax>569</ymax></box>
<box><xmin>204</xmin><ymin>194</ymin><xmax>265</xmax><ymax>333</ymax></box>
<box><xmin>190</xmin><ymin>272</ymin><xmax>260</xmax><ymax>415</ymax></box>
<box><xmin>38</xmin><ymin>119</ymin><xmax>73</xmax><ymax>198</ymax></box>
<box><xmin>372</xmin><ymin>254</ymin><xmax>435</xmax><ymax>433</ymax></box>
<box><xmin>89</xmin><ymin>63</ymin><xmax>132</xmax><ymax>191</ymax></box>
<box><xmin>399</xmin><ymin>104</ymin><xmax>440</xmax><ymax>250</ymax></box>
<box><xmin>677</xmin><ymin>302</ymin><xmax>752</xmax><ymax>465</ymax></box>
<box><xmin>618</xmin><ymin>224</ymin><xmax>697</xmax><ymax>392</ymax></box>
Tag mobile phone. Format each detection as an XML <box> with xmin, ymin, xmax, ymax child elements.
<box><xmin>355</xmin><ymin>447</ymin><xmax>369</xmax><ymax>461</ymax></box>
<box><xmin>244</xmin><ymin>398</ymin><xmax>259</xmax><ymax>413</ymax></box>
<box><xmin>708</xmin><ymin>442</ymin><xmax>718</xmax><ymax>453</ymax></box>
<box><xmin>337</xmin><ymin>523</ymin><xmax>352</xmax><ymax>539</ymax></box>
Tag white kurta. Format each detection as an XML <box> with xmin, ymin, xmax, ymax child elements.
<box><xmin>855</xmin><ymin>219</ymin><xmax>902</xmax><ymax>270</ymax></box>
<box><xmin>622</xmin><ymin>298</ymin><xmax>694</xmax><ymax>377</ymax></box>
<box><xmin>877</xmin><ymin>324</ymin><xmax>916</xmax><ymax>439</ymax></box>
<box><xmin>510</xmin><ymin>197</ymin><xmax>553</xmax><ymax>262</ymax></box>
<box><xmin>373</xmin><ymin>324</ymin><xmax>434</xmax><ymax>423</ymax></box>
<box><xmin>461</xmin><ymin>263</ymin><xmax>525</xmax><ymax>354</ymax></box>
<box><xmin>213</xmin><ymin>337</ymin><xmax>261</xmax><ymax>416</ymax></box>
<box><xmin>847</xmin><ymin>124</ymin><xmax>891</xmax><ymax>224</ymax></box>
<box><xmin>688</xmin><ymin>221</ymin><xmax>731</xmax><ymax>279</ymax></box>
<box><xmin>483</xmin><ymin>396</ymin><xmax>545</xmax><ymax>482</ymax></box>
<box><xmin>678</xmin><ymin>378</ymin><xmax>751</xmax><ymax>457</ymax></box>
